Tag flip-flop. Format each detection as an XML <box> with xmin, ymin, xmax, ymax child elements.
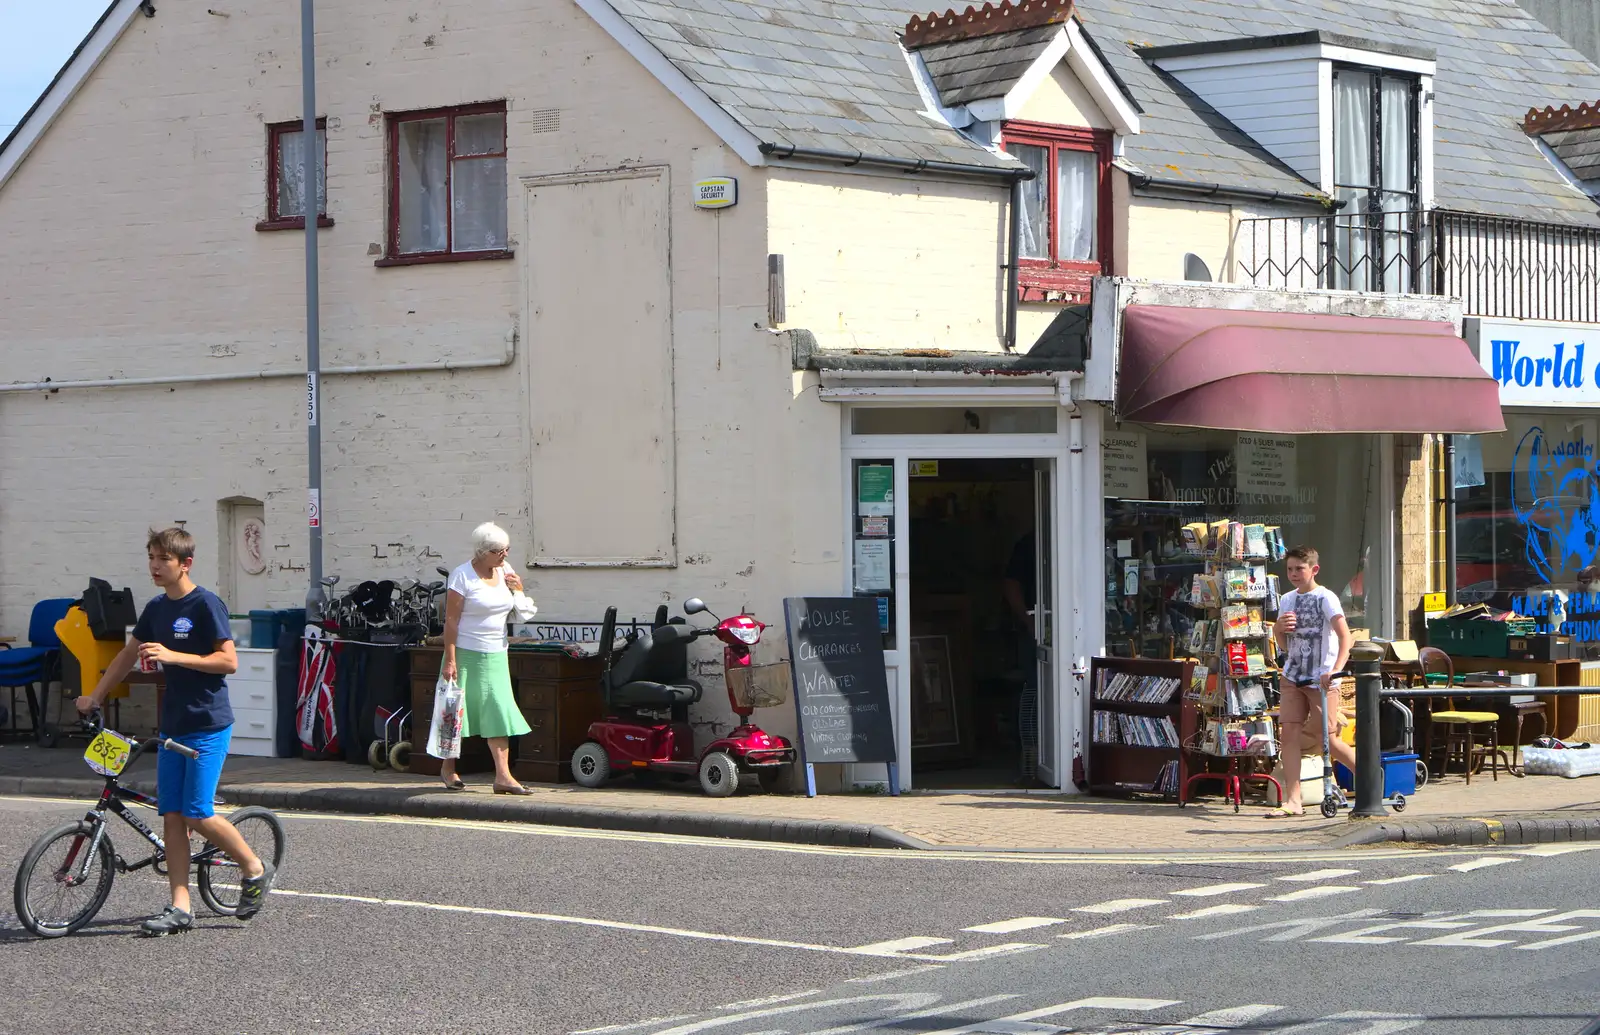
<box><xmin>1263</xmin><ymin>806</ymin><xmax>1305</xmax><ymax>818</ymax></box>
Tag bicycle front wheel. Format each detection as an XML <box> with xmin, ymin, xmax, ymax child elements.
<box><xmin>13</xmin><ymin>820</ymin><xmax>116</xmax><ymax>938</ymax></box>
<box><xmin>197</xmin><ymin>806</ymin><xmax>286</xmax><ymax>916</ymax></box>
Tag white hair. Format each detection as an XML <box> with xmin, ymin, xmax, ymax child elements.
<box><xmin>471</xmin><ymin>522</ymin><xmax>511</xmax><ymax>558</ymax></box>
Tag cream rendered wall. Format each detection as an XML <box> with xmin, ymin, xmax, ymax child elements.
<box><xmin>1013</xmin><ymin>65</ymin><xmax>1113</xmax><ymax>130</ymax></box>
<box><xmin>767</xmin><ymin>170</ymin><xmax>1009</xmax><ymax>351</ymax></box>
<box><xmin>0</xmin><ymin>0</ymin><xmax>838</xmax><ymax>742</ymax></box>
<box><xmin>1123</xmin><ymin>197</ymin><xmax>1234</xmax><ymax>284</ymax></box>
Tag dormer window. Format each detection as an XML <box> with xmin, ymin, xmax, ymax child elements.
<box><xmin>1332</xmin><ymin>66</ymin><xmax>1419</xmax><ymax>292</ymax></box>
<box><xmin>1002</xmin><ymin>122</ymin><xmax>1113</xmax><ymax>303</ymax></box>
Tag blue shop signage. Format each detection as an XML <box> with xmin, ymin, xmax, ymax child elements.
<box><xmin>1467</xmin><ymin>318</ymin><xmax>1600</xmax><ymax>405</ymax></box>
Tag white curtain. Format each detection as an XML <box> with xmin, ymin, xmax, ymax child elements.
<box><xmin>1012</xmin><ymin>144</ymin><xmax>1049</xmax><ymax>259</ymax></box>
<box><xmin>1332</xmin><ymin>71</ymin><xmax>1374</xmax><ymax>289</ymax></box>
<box><xmin>398</xmin><ymin>119</ymin><xmax>448</xmax><ymax>253</ymax></box>
<box><xmin>1057</xmin><ymin>148</ymin><xmax>1096</xmax><ymax>261</ymax></box>
<box><xmin>276</xmin><ymin>128</ymin><xmax>325</xmax><ymax>219</ymax></box>
<box><xmin>1379</xmin><ymin>77</ymin><xmax>1414</xmax><ymax>292</ymax></box>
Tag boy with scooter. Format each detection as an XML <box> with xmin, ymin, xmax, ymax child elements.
<box><xmin>76</xmin><ymin>527</ymin><xmax>275</xmax><ymax>934</ymax></box>
<box><xmin>1266</xmin><ymin>545</ymin><xmax>1355</xmax><ymax>818</ymax></box>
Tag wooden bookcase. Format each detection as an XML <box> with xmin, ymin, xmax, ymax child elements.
<box><xmin>1087</xmin><ymin>655</ymin><xmax>1197</xmax><ymax>799</ymax></box>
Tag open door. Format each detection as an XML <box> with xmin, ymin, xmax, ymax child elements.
<box><xmin>1032</xmin><ymin>460</ymin><xmax>1057</xmax><ymax>787</ymax></box>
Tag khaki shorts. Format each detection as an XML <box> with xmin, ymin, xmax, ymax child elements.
<box><xmin>1280</xmin><ymin>679</ymin><xmax>1338</xmax><ymax>729</ymax></box>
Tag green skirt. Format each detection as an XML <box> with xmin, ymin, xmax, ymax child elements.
<box><xmin>455</xmin><ymin>648</ymin><xmax>531</xmax><ymax>740</ymax></box>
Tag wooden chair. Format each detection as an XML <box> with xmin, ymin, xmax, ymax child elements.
<box><xmin>1419</xmin><ymin>646</ymin><xmax>1509</xmax><ymax>783</ymax></box>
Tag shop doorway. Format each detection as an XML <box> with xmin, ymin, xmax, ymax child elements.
<box><xmin>906</xmin><ymin>458</ymin><xmax>1053</xmax><ymax>788</ymax></box>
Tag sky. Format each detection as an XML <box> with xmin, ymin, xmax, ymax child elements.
<box><xmin>0</xmin><ymin>1</ymin><xmax>107</xmax><ymax>138</ymax></box>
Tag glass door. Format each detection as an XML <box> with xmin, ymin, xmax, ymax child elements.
<box><xmin>1032</xmin><ymin>460</ymin><xmax>1056</xmax><ymax>787</ymax></box>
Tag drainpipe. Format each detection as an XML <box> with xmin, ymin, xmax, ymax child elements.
<box><xmin>1006</xmin><ymin>177</ymin><xmax>1022</xmax><ymax>352</ymax></box>
<box><xmin>1444</xmin><ymin>434</ymin><xmax>1458</xmax><ymax>607</ymax></box>
<box><xmin>0</xmin><ymin>332</ymin><xmax>518</xmax><ymax>394</ymax></box>
<box><xmin>1059</xmin><ymin>373</ymin><xmax>1087</xmax><ymax>790</ymax></box>
<box><xmin>301</xmin><ymin>0</ymin><xmax>324</xmax><ymax>619</ymax></box>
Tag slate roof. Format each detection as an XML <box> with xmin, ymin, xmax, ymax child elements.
<box><xmin>916</xmin><ymin>24</ymin><xmax>1060</xmax><ymax>106</ymax></box>
<box><xmin>605</xmin><ymin>0</ymin><xmax>1600</xmax><ymax>224</ymax></box>
<box><xmin>1543</xmin><ymin>127</ymin><xmax>1600</xmax><ymax>183</ymax></box>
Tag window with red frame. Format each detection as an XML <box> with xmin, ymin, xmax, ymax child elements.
<box><xmin>382</xmin><ymin>103</ymin><xmax>509</xmax><ymax>265</ymax></box>
<box><xmin>1002</xmin><ymin>123</ymin><xmax>1112</xmax><ymax>302</ymax></box>
<box><xmin>260</xmin><ymin>119</ymin><xmax>330</xmax><ymax>231</ymax></box>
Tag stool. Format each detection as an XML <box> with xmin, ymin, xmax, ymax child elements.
<box><xmin>1182</xmin><ymin>757</ymin><xmax>1283</xmax><ymax>813</ymax></box>
<box><xmin>1508</xmin><ymin>700</ymin><xmax>1547</xmax><ymax>774</ymax></box>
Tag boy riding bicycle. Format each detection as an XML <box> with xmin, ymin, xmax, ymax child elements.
<box><xmin>76</xmin><ymin>527</ymin><xmax>275</xmax><ymax>935</ymax></box>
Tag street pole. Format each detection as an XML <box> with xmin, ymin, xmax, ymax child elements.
<box><xmin>301</xmin><ymin>0</ymin><xmax>324</xmax><ymax>619</ymax></box>
<box><xmin>1349</xmin><ymin>640</ymin><xmax>1388</xmax><ymax>818</ymax></box>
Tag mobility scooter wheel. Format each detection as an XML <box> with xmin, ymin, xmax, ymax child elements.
<box><xmin>571</xmin><ymin>742</ymin><xmax>611</xmax><ymax>788</ymax></box>
<box><xmin>368</xmin><ymin>742</ymin><xmax>388</xmax><ymax>771</ymax></box>
<box><xmin>387</xmin><ymin>740</ymin><xmax>411</xmax><ymax>771</ymax></box>
<box><xmin>757</xmin><ymin>766</ymin><xmax>790</xmax><ymax>794</ymax></box>
<box><xmin>698</xmin><ymin>751</ymin><xmax>740</xmax><ymax>797</ymax></box>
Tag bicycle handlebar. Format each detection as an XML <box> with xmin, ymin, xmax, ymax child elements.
<box><xmin>81</xmin><ymin>713</ymin><xmax>199</xmax><ymax>760</ymax></box>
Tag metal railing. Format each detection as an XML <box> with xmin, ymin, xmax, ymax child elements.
<box><xmin>1232</xmin><ymin>208</ymin><xmax>1600</xmax><ymax>322</ymax></box>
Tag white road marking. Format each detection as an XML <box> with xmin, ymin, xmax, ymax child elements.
<box><xmin>1170</xmin><ymin>882</ymin><xmax>1266</xmax><ymax>897</ymax></box>
<box><xmin>272</xmin><ymin>889</ymin><xmax>975</xmax><ymax>962</ymax></box>
<box><xmin>918</xmin><ymin>943</ymin><xmax>1046</xmax><ymax>962</ymax></box>
<box><xmin>1072</xmin><ymin>898</ymin><xmax>1168</xmax><ymax>913</ymax></box>
<box><xmin>1266</xmin><ymin>886</ymin><xmax>1362</xmax><ymax>902</ymax></box>
<box><xmin>911</xmin><ymin>997</ymin><xmax>1181</xmax><ymax>1035</ymax></box>
<box><xmin>1058</xmin><ymin>923</ymin><xmax>1157</xmax><ymax>939</ymax></box>
<box><xmin>1364</xmin><ymin>875</ymin><xmax>1436</xmax><ymax>885</ymax></box>
<box><xmin>1168</xmin><ymin>903</ymin><xmax>1260</xmax><ymax>921</ymax></box>
<box><xmin>1511</xmin><ymin>844</ymin><xmax>1600</xmax><ymax>857</ymax></box>
<box><xmin>1180</xmin><ymin>1004</ymin><xmax>1284</xmax><ymax>1027</ymax></box>
<box><xmin>1197</xmin><ymin>909</ymin><xmax>1385</xmax><ymax>942</ymax></box>
<box><xmin>649</xmin><ymin>994</ymin><xmax>940</xmax><ymax>1035</ymax></box>
<box><xmin>1274</xmin><ymin>1010</ymin><xmax>1424</xmax><ymax>1033</ymax></box>
<box><xmin>718</xmin><ymin>992</ymin><xmax>821</xmax><ymax>1011</ymax></box>
<box><xmin>849</xmin><ymin>937</ymin><xmax>953</xmax><ymax>954</ymax></box>
<box><xmin>573</xmin><ymin>1015</ymin><xmax>698</xmax><ymax>1035</ymax></box>
<box><xmin>961</xmin><ymin>916</ymin><xmax>1066</xmax><ymax>933</ymax></box>
<box><xmin>808</xmin><ymin>995</ymin><xmax>1022</xmax><ymax>1035</ymax></box>
<box><xmin>1449</xmin><ymin>857</ymin><xmax>1519</xmax><ymax>872</ymax></box>
<box><xmin>845</xmin><ymin>967</ymin><xmax>944</xmax><ymax>984</ymax></box>
<box><xmin>1277</xmin><ymin>868</ymin><xmax>1361</xmax><ymax>882</ymax></box>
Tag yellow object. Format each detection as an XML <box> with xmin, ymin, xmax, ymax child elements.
<box><xmin>1422</xmin><ymin>592</ymin><xmax>1447</xmax><ymax>613</ymax></box>
<box><xmin>1431</xmin><ymin>710</ymin><xmax>1500</xmax><ymax>724</ymax></box>
<box><xmin>83</xmin><ymin>728</ymin><xmax>133</xmax><ymax>776</ymax></box>
<box><xmin>54</xmin><ymin>607</ymin><xmax>129</xmax><ymax>701</ymax></box>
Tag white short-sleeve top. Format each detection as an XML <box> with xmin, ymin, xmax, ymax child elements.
<box><xmin>447</xmin><ymin>561</ymin><xmax>514</xmax><ymax>653</ymax></box>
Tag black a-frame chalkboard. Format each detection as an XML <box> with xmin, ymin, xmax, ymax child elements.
<box><xmin>783</xmin><ymin>596</ymin><xmax>899</xmax><ymax>796</ymax></box>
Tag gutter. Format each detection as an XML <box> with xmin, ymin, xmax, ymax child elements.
<box><xmin>1129</xmin><ymin>172</ymin><xmax>1339</xmax><ymax>209</ymax></box>
<box><xmin>0</xmin><ymin>331</ymin><xmax>517</xmax><ymax>394</ymax></box>
<box><xmin>761</xmin><ymin>143</ymin><xmax>1035</xmax><ymax>353</ymax></box>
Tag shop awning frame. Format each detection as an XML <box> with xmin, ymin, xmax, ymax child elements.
<box><xmin>1117</xmin><ymin>305</ymin><xmax>1507</xmax><ymax>435</ymax></box>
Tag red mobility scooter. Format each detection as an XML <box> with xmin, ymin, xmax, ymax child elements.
<box><xmin>570</xmin><ymin>599</ymin><xmax>795</xmax><ymax>796</ymax></box>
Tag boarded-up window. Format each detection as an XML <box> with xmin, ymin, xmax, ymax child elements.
<box><xmin>525</xmin><ymin>167</ymin><xmax>676</xmax><ymax>566</ymax></box>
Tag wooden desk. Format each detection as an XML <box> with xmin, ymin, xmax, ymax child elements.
<box><xmin>1439</xmin><ymin>656</ymin><xmax>1595</xmax><ymax>740</ymax></box>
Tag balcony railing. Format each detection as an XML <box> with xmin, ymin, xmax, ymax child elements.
<box><xmin>1232</xmin><ymin>208</ymin><xmax>1600</xmax><ymax>323</ymax></box>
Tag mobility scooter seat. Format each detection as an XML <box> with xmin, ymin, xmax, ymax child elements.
<box><xmin>613</xmin><ymin>679</ymin><xmax>702</xmax><ymax>708</ymax></box>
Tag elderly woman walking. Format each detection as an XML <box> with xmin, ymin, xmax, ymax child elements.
<box><xmin>439</xmin><ymin>522</ymin><xmax>533</xmax><ymax>793</ymax></box>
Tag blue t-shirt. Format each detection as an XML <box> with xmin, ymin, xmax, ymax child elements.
<box><xmin>133</xmin><ymin>586</ymin><xmax>235</xmax><ymax>736</ymax></box>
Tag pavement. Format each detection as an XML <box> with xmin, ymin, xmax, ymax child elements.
<box><xmin>3</xmin><ymin>738</ymin><xmax>1598</xmax><ymax>853</ymax></box>
<box><xmin>3</xmin><ymin>795</ymin><xmax>1598</xmax><ymax>1034</ymax></box>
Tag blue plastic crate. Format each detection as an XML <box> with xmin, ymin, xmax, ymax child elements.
<box><xmin>1335</xmin><ymin>752</ymin><xmax>1419</xmax><ymax>797</ymax></box>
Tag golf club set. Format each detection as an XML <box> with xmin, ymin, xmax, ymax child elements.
<box><xmin>317</xmin><ymin>569</ymin><xmax>448</xmax><ymax>643</ymax></box>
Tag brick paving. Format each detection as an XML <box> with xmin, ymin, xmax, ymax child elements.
<box><xmin>3</xmin><ymin>740</ymin><xmax>1596</xmax><ymax>851</ymax></box>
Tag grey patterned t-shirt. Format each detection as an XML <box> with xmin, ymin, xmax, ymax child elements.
<box><xmin>1278</xmin><ymin>586</ymin><xmax>1344</xmax><ymax>686</ymax></box>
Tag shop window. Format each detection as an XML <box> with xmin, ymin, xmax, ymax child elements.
<box><xmin>258</xmin><ymin>119</ymin><xmax>332</xmax><ymax>231</ymax></box>
<box><xmin>1454</xmin><ymin>415</ymin><xmax>1600</xmax><ymax>651</ymax></box>
<box><xmin>1331</xmin><ymin>67</ymin><xmax>1420</xmax><ymax>293</ymax></box>
<box><xmin>379</xmin><ymin>103</ymin><xmax>510</xmax><ymax>266</ymax></box>
<box><xmin>1101</xmin><ymin>428</ymin><xmax>1385</xmax><ymax>659</ymax></box>
<box><xmin>850</xmin><ymin>407</ymin><xmax>1058</xmax><ymax>435</ymax></box>
<box><xmin>1001</xmin><ymin>122</ymin><xmax>1112</xmax><ymax>305</ymax></box>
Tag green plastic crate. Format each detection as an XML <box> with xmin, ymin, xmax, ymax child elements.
<box><xmin>1426</xmin><ymin>616</ymin><xmax>1537</xmax><ymax>659</ymax></box>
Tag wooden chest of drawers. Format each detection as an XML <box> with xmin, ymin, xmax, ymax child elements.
<box><xmin>406</xmin><ymin>646</ymin><xmax>604</xmax><ymax>782</ymax></box>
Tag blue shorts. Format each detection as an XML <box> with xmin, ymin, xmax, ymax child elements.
<box><xmin>156</xmin><ymin>725</ymin><xmax>233</xmax><ymax>819</ymax></box>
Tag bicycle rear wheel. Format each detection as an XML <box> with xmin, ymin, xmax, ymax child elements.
<box><xmin>197</xmin><ymin>806</ymin><xmax>286</xmax><ymax>916</ymax></box>
<box><xmin>13</xmin><ymin>820</ymin><xmax>116</xmax><ymax>938</ymax></box>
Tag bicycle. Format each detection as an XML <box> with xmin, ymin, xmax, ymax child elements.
<box><xmin>11</xmin><ymin>714</ymin><xmax>286</xmax><ymax>938</ymax></box>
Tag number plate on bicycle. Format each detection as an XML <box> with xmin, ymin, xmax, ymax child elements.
<box><xmin>84</xmin><ymin>729</ymin><xmax>133</xmax><ymax>777</ymax></box>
